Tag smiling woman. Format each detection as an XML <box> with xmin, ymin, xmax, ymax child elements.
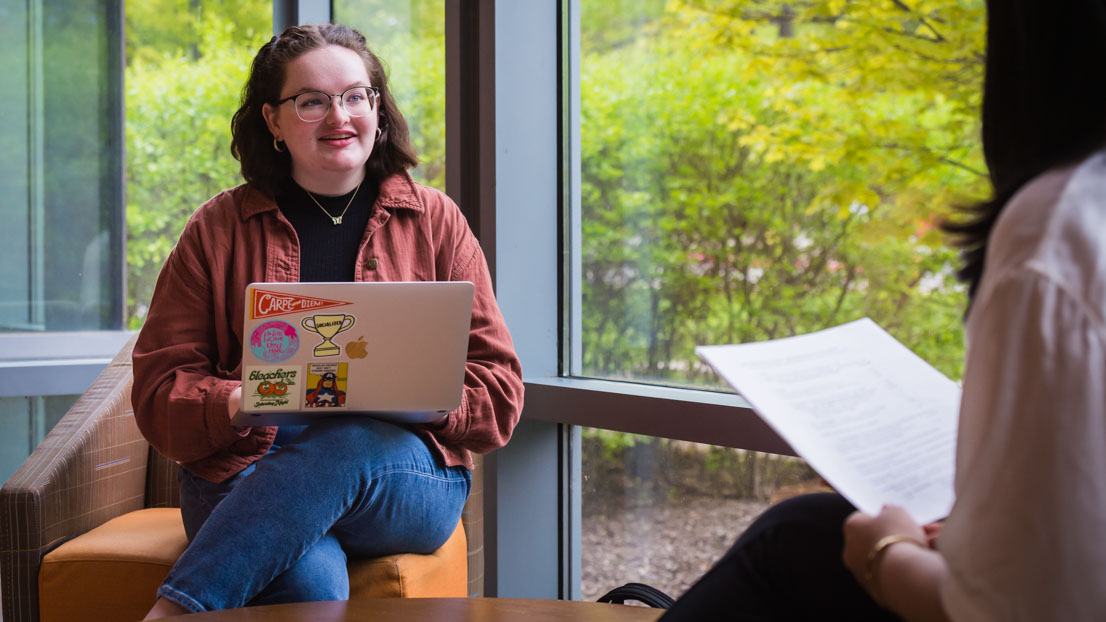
<box><xmin>261</xmin><ymin>45</ymin><xmax>381</xmax><ymax>195</ymax></box>
<box><xmin>131</xmin><ymin>23</ymin><xmax>524</xmax><ymax>619</ymax></box>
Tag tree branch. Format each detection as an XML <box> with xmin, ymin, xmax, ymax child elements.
<box><xmin>890</xmin><ymin>0</ymin><xmax>948</xmax><ymax>43</ymax></box>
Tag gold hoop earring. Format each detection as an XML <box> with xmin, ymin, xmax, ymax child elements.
<box><xmin>273</xmin><ymin>138</ymin><xmax>285</xmax><ymax>152</ymax></box>
<box><xmin>375</xmin><ymin>128</ymin><xmax>382</xmax><ymax>142</ymax></box>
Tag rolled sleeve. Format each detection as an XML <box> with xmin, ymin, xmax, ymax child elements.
<box><xmin>132</xmin><ymin>231</ymin><xmax>256</xmax><ymax>469</ymax></box>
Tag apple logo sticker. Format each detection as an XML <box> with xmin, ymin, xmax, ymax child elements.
<box><xmin>347</xmin><ymin>336</ymin><xmax>368</xmax><ymax>360</ymax></box>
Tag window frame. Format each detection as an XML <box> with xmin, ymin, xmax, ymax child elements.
<box><xmin>479</xmin><ymin>0</ymin><xmax>791</xmax><ymax>601</ymax></box>
<box><xmin>502</xmin><ymin>0</ymin><xmax>778</xmax><ymax>457</ymax></box>
<box><xmin>0</xmin><ymin>0</ymin><xmax>128</xmax><ymax>399</ymax></box>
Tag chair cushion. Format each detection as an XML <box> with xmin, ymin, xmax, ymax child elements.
<box><xmin>348</xmin><ymin>518</ymin><xmax>467</xmax><ymax>598</ymax></box>
<box><xmin>39</xmin><ymin>508</ymin><xmax>187</xmax><ymax>622</ymax></box>
<box><xmin>37</xmin><ymin>508</ymin><xmax>466</xmax><ymax>622</ymax></box>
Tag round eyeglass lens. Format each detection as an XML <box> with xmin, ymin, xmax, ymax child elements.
<box><xmin>295</xmin><ymin>92</ymin><xmax>331</xmax><ymax>122</ymax></box>
<box><xmin>294</xmin><ymin>87</ymin><xmax>376</xmax><ymax>122</ymax></box>
<box><xmin>340</xmin><ymin>87</ymin><xmax>374</xmax><ymax>117</ymax></box>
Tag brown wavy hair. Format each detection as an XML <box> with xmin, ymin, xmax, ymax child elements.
<box><xmin>231</xmin><ymin>23</ymin><xmax>418</xmax><ymax>197</ymax></box>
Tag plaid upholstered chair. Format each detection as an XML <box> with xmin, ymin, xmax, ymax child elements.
<box><xmin>0</xmin><ymin>335</ymin><xmax>485</xmax><ymax>622</ymax></box>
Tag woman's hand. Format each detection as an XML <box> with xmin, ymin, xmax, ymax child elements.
<box><xmin>228</xmin><ymin>386</ymin><xmax>242</xmax><ymax>419</ymax></box>
<box><xmin>842</xmin><ymin>505</ymin><xmax>926</xmax><ymax>600</ymax></box>
<box><xmin>843</xmin><ymin>506</ymin><xmax>949</xmax><ymax>622</ymax></box>
<box><xmin>922</xmin><ymin>521</ymin><xmax>943</xmax><ymax>549</ymax></box>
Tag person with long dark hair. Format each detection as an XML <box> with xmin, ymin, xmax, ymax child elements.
<box><xmin>661</xmin><ymin>1</ymin><xmax>1106</xmax><ymax>619</ymax></box>
<box><xmin>134</xmin><ymin>24</ymin><xmax>524</xmax><ymax>618</ymax></box>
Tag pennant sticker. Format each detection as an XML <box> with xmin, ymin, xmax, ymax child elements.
<box><xmin>251</xmin><ymin>288</ymin><xmax>351</xmax><ymax>319</ymax></box>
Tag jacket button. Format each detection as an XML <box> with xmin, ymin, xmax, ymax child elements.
<box><xmin>365</xmin><ymin>258</ymin><xmax>378</xmax><ymax>270</ymax></box>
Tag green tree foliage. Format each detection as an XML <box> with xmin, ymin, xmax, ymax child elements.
<box><xmin>125</xmin><ymin>1</ymin><xmax>269</xmax><ymax>325</ymax></box>
<box><xmin>336</xmin><ymin>0</ymin><xmax>446</xmax><ymax>189</ymax></box>
<box><xmin>580</xmin><ymin>0</ymin><xmax>986</xmax><ymax>384</ymax></box>
<box><xmin>125</xmin><ymin>0</ymin><xmax>270</xmax><ymax>64</ymax></box>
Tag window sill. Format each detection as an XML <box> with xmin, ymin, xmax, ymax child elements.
<box><xmin>0</xmin><ymin>330</ymin><xmax>134</xmax><ymax>397</ymax></box>
<box><xmin>521</xmin><ymin>376</ymin><xmax>794</xmax><ymax>455</ymax></box>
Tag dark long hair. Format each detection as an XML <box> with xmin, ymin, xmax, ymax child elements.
<box><xmin>230</xmin><ymin>24</ymin><xmax>418</xmax><ymax>198</ymax></box>
<box><xmin>943</xmin><ymin>0</ymin><xmax>1106</xmax><ymax>303</ymax></box>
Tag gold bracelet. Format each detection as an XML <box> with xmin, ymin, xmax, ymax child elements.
<box><xmin>864</xmin><ymin>534</ymin><xmax>924</xmax><ymax>607</ymax></box>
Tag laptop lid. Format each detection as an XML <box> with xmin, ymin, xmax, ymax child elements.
<box><xmin>233</xmin><ymin>281</ymin><xmax>473</xmax><ymax>426</ymax></box>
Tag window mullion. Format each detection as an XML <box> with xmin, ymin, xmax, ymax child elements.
<box><xmin>273</xmin><ymin>0</ymin><xmax>331</xmax><ymax>33</ymax></box>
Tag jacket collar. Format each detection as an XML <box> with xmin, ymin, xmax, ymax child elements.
<box><xmin>240</xmin><ymin>171</ymin><xmax>425</xmax><ymax>220</ymax></box>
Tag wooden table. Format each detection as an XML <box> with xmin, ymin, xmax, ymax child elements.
<box><xmin>164</xmin><ymin>598</ymin><xmax>665</xmax><ymax>621</ymax></box>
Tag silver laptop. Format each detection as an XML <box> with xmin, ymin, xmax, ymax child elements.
<box><xmin>232</xmin><ymin>281</ymin><xmax>473</xmax><ymax>426</ymax></box>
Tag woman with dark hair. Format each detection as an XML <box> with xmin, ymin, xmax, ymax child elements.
<box><xmin>661</xmin><ymin>1</ymin><xmax>1106</xmax><ymax>620</ymax></box>
<box><xmin>133</xmin><ymin>24</ymin><xmax>523</xmax><ymax>618</ymax></box>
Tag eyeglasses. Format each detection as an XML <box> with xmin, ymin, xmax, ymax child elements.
<box><xmin>276</xmin><ymin>86</ymin><xmax>380</xmax><ymax>122</ymax></box>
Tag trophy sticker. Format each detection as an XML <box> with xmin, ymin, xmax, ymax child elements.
<box><xmin>305</xmin><ymin>362</ymin><xmax>348</xmax><ymax>409</ymax></box>
<box><xmin>249</xmin><ymin>320</ymin><xmax>300</xmax><ymax>363</ymax></box>
<box><xmin>302</xmin><ymin>313</ymin><xmax>356</xmax><ymax>357</ymax></box>
<box><xmin>245</xmin><ymin>365</ymin><xmax>301</xmax><ymax>411</ymax></box>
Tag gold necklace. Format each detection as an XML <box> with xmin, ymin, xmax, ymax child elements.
<box><xmin>305</xmin><ymin>181</ymin><xmax>362</xmax><ymax>225</ymax></box>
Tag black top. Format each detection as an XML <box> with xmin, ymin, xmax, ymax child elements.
<box><xmin>276</xmin><ymin>179</ymin><xmax>380</xmax><ymax>282</ymax></box>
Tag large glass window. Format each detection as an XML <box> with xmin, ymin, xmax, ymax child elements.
<box><xmin>125</xmin><ymin>0</ymin><xmax>271</xmax><ymax>326</ymax></box>
<box><xmin>0</xmin><ymin>0</ymin><xmax>125</xmax><ymax>484</ymax></box>
<box><xmin>576</xmin><ymin>0</ymin><xmax>985</xmax><ymax>600</ymax></box>
<box><xmin>0</xmin><ymin>396</ymin><xmax>77</xmax><ymax>483</ymax></box>
<box><xmin>577</xmin><ymin>0</ymin><xmax>983</xmax><ymax>386</ymax></box>
<box><xmin>0</xmin><ymin>0</ymin><xmax>124</xmax><ymax>333</ymax></box>
<box><xmin>581</xmin><ymin>433</ymin><xmax>817</xmax><ymax>600</ymax></box>
<box><xmin>1</xmin><ymin>1</ymin><xmax>270</xmax><ymax>486</ymax></box>
<box><xmin>336</xmin><ymin>0</ymin><xmax>445</xmax><ymax>190</ymax></box>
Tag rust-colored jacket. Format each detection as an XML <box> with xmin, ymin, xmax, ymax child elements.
<box><xmin>132</xmin><ymin>173</ymin><xmax>524</xmax><ymax>482</ymax></box>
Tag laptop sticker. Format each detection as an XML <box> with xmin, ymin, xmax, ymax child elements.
<box><xmin>245</xmin><ymin>365</ymin><xmax>302</xmax><ymax>411</ymax></box>
<box><xmin>347</xmin><ymin>336</ymin><xmax>368</xmax><ymax>359</ymax></box>
<box><xmin>302</xmin><ymin>313</ymin><xmax>356</xmax><ymax>357</ymax></box>
<box><xmin>249</xmin><ymin>320</ymin><xmax>300</xmax><ymax>363</ymax></box>
<box><xmin>305</xmin><ymin>362</ymin><xmax>348</xmax><ymax>408</ymax></box>
<box><xmin>251</xmin><ymin>288</ymin><xmax>351</xmax><ymax>319</ymax></box>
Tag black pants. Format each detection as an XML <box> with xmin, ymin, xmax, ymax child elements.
<box><xmin>659</xmin><ymin>493</ymin><xmax>902</xmax><ymax>622</ymax></box>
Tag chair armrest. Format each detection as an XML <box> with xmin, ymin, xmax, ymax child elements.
<box><xmin>145</xmin><ymin>447</ymin><xmax>182</xmax><ymax>509</ymax></box>
<box><xmin>0</xmin><ymin>334</ymin><xmax>150</xmax><ymax>622</ymax></box>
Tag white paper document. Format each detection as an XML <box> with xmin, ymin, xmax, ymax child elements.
<box><xmin>696</xmin><ymin>318</ymin><xmax>959</xmax><ymax>523</ymax></box>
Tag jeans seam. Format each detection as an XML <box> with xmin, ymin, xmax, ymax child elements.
<box><xmin>370</xmin><ymin>467</ymin><xmax>468</xmax><ymax>483</ymax></box>
<box><xmin>157</xmin><ymin>584</ymin><xmax>208</xmax><ymax>614</ymax></box>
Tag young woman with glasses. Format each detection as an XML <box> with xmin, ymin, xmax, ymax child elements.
<box><xmin>134</xmin><ymin>24</ymin><xmax>524</xmax><ymax>618</ymax></box>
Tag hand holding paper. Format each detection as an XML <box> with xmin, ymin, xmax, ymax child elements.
<box><xmin>696</xmin><ymin>318</ymin><xmax>959</xmax><ymax>523</ymax></box>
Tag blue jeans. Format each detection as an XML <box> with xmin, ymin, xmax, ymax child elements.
<box><xmin>160</xmin><ymin>418</ymin><xmax>471</xmax><ymax>613</ymax></box>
